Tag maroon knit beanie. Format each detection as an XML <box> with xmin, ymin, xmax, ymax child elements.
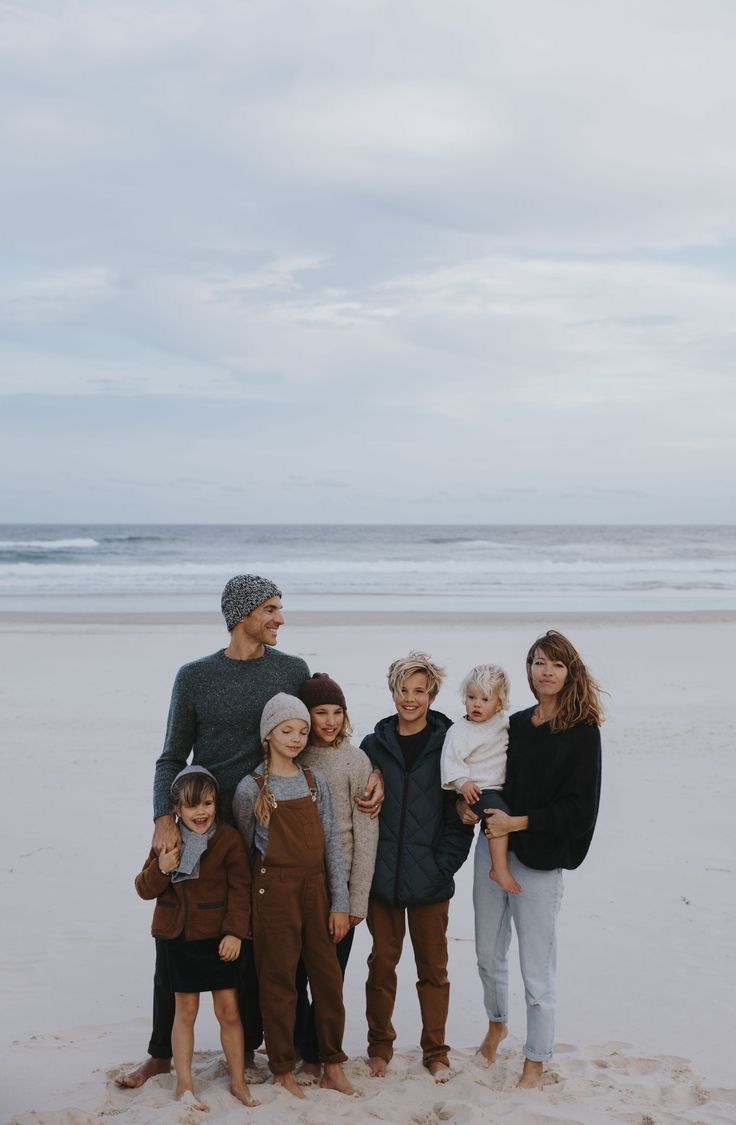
<box><xmin>298</xmin><ymin>672</ymin><xmax>347</xmax><ymax>711</ymax></box>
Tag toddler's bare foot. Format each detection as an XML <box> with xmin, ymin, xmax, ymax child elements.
<box><xmin>428</xmin><ymin>1060</ymin><xmax>451</xmax><ymax>1083</ymax></box>
<box><xmin>518</xmin><ymin>1058</ymin><xmax>544</xmax><ymax>1089</ymax></box>
<box><xmin>368</xmin><ymin>1056</ymin><xmax>388</xmax><ymax>1077</ymax></box>
<box><xmin>478</xmin><ymin>1021</ymin><xmax>507</xmax><ymax>1063</ymax></box>
<box><xmin>490</xmin><ymin>866</ymin><xmax>522</xmax><ymax>893</ymax></box>
<box><xmin>115</xmin><ymin>1056</ymin><xmax>171</xmax><ymax>1088</ymax></box>
<box><xmin>176</xmin><ymin>1088</ymin><xmax>209</xmax><ymax>1111</ymax></box>
<box><xmin>297</xmin><ymin>1061</ymin><xmax>321</xmax><ymax>1085</ymax></box>
<box><xmin>230</xmin><ymin>1080</ymin><xmax>258</xmax><ymax>1107</ymax></box>
<box><xmin>321</xmin><ymin>1062</ymin><xmax>357</xmax><ymax>1095</ymax></box>
<box><xmin>274</xmin><ymin>1071</ymin><xmax>305</xmax><ymax>1099</ymax></box>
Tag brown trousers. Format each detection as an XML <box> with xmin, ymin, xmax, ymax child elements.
<box><xmin>366</xmin><ymin>896</ymin><xmax>450</xmax><ymax>1066</ymax></box>
<box><xmin>252</xmin><ymin>772</ymin><xmax>346</xmax><ymax>1076</ymax></box>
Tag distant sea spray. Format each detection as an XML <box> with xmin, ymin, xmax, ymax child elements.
<box><xmin>0</xmin><ymin>524</ymin><xmax>735</xmax><ymax>612</ymax></box>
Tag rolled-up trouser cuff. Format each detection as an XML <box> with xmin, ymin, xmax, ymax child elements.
<box><xmin>367</xmin><ymin>1046</ymin><xmax>393</xmax><ymax>1062</ymax></box>
<box><xmin>321</xmin><ymin>1050</ymin><xmax>348</xmax><ymax>1065</ymax></box>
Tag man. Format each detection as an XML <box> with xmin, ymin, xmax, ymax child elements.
<box><xmin>117</xmin><ymin>574</ymin><xmax>383</xmax><ymax>1089</ymax></box>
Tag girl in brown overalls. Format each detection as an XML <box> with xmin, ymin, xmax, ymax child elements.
<box><xmin>232</xmin><ymin>693</ymin><xmax>357</xmax><ymax>1100</ymax></box>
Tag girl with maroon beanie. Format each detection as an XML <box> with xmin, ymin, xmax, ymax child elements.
<box><xmin>294</xmin><ymin>673</ymin><xmax>379</xmax><ymax>1084</ymax></box>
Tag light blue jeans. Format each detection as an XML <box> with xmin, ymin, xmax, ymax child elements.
<box><xmin>473</xmin><ymin>832</ymin><xmax>564</xmax><ymax>1061</ymax></box>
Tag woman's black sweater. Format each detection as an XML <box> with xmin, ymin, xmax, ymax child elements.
<box><xmin>504</xmin><ymin>706</ymin><xmax>602</xmax><ymax>871</ymax></box>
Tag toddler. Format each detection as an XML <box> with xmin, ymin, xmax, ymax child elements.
<box><xmin>440</xmin><ymin>664</ymin><xmax>521</xmax><ymax>894</ymax></box>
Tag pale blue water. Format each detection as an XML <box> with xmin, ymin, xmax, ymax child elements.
<box><xmin>0</xmin><ymin>524</ymin><xmax>735</xmax><ymax>613</ymax></box>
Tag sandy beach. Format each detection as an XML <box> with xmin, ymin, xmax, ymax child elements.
<box><xmin>2</xmin><ymin>610</ymin><xmax>735</xmax><ymax>1123</ymax></box>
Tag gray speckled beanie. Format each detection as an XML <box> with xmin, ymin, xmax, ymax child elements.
<box><xmin>260</xmin><ymin>693</ymin><xmax>311</xmax><ymax>744</ymax></box>
<box><xmin>221</xmin><ymin>574</ymin><xmax>282</xmax><ymax>631</ymax></box>
<box><xmin>170</xmin><ymin>764</ymin><xmax>219</xmax><ymax>796</ymax></box>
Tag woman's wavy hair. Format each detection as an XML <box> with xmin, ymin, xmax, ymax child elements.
<box><xmin>526</xmin><ymin>630</ymin><xmax>604</xmax><ymax>733</ymax></box>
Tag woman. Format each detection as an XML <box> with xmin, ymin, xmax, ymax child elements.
<box><xmin>469</xmin><ymin>630</ymin><xmax>603</xmax><ymax>1089</ymax></box>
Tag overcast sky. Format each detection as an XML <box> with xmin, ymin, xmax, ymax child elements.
<box><xmin>1</xmin><ymin>0</ymin><xmax>735</xmax><ymax>524</ymax></box>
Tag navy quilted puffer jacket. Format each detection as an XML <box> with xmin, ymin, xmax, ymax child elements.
<box><xmin>361</xmin><ymin>710</ymin><xmax>474</xmax><ymax>908</ymax></box>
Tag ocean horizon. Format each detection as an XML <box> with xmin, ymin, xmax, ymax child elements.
<box><xmin>1</xmin><ymin>523</ymin><xmax>735</xmax><ymax>614</ymax></box>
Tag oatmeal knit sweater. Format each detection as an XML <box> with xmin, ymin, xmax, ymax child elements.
<box><xmin>297</xmin><ymin>741</ymin><xmax>379</xmax><ymax>918</ymax></box>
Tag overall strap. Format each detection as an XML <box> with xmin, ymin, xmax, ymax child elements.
<box><xmin>302</xmin><ymin>766</ymin><xmax>318</xmax><ymax>802</ymax></box>
<box><xmin>251</xmin><ymin>772</ymin><xmax>265</xmax><ymax>791</ymax></box>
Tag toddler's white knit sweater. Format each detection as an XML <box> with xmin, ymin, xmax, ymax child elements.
<box><xmin>440</xmin><ymin>711</ymin><xmax>509</xmax><ymax>792</ymax></box>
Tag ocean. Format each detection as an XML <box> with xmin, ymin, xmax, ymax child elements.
<box><xmin>1</xmin><ymin>524</ymin><xmax>735</xmax><ymax>614</ymax></box>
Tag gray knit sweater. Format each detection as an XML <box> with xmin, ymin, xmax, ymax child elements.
<box><xmin>232</xmin><ymin>766</ymin><xmax>349</xmax><ymax>914</ymax></box>
<box><xmin>153</xmin><ymin>647</ymin><xmax>310</xmax><ymax>824</ymax></box>
<box><xmin>298</xmin><ymin>742</ymin><xmax>378</xmax><ymax>918</ymax></box>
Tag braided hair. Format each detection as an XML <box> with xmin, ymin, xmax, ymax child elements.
<box><xmin>254</xmin><ymin>742</ymin><xmax>278</xmax><ymax>825</ymax></box>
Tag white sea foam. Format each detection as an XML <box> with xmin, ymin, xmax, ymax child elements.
<box><xmin>0</xmin><ymin>556</ymin><xmax>732</xmax><ymax>577</ymax></box>
<box><xmin>1</xmin><ymin>524</ymin><xmax>734</xmax><ymax>610</ymax></box>
<box><xmin>0</xmin><ymin>538</ymin><xmax>99</xmax><ymax>550</ymax></box>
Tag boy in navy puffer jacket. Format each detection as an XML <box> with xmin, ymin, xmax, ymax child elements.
<box><xmin>360</xmin><ymin>651</ymin><xmax>474</xmax><ymax>1083</ymax></box>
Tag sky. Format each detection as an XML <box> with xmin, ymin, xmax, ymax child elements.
<box><xmin>1</xmin><ymin>0</ymin><xmax>735</xmax><ymax>524</ymax></box>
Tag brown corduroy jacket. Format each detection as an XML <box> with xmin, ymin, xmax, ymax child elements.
<box><xmin>135</xmin><ymin>822</ymin><xmax>251</xmax><ymax>941</ymax></box>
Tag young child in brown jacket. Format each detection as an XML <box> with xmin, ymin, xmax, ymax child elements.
<box><xmin>135</xmin><ymin>765</ymin><xmax>256</xmax><ymax>1111</ymax></box>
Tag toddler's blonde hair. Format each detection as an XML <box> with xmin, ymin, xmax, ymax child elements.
<box><xmin>460</xmin><ymin>664</ymin><xmax>510</xmax><ymax>711</ymax></box>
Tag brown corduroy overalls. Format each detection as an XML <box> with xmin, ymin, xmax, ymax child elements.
<box><xmin>252</xmin><ymin>767</ymin><xmax>347</xmax><ymax>1075</ymax></box>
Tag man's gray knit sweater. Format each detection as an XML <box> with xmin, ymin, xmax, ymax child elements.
<box><xmin>153</xmin><ymin>647</ymin><xmax>310</xmax><ymax>824</ymax></box>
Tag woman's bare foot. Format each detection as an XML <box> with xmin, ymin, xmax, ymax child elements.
<box><xmin>428</xmin><ymin>1060</ymin><xmax>451</xmax><ymax>1083</ymax></box>
<box><xmin>490</xmin><ymin>866</ymin><xmax>522</xmax><ymax>893</ymax></box>
<box><xmin>230</xmin><ymin>1080</ymin><xmax>258</xmax><ymax>1107</ymax></box>
<box><xmin>518</xmin><ymin>1058</ymin><xmax>544</xmax><ymax>1089</ymax></box>
<box><xmin>321</xmin><ymin>1062</ymin><xmax>357</xmax><ymax>1095</ymax></box>
<box><xmin>274</xmin><ymin>1071</ymin><xmax>305</xmax><ymax>1099</ymax></box>
<box><xmin>368</xmin><ymin>1056</ymin><xmax>387</xmax><ymax>1077</ymax></box>
<box><xmin>176</xmin><ymin>1088</ymin><xmax>209</xmax><ymax>1111</ymax></box>
<box><xmin>115</xmin><ymin>1056</ymin><xmax>171</xmax><ymax>1088</ymax></box>
<box><xmin>296</xmin><ymin>1061</ymin><xmax>321</xmax><ymax>1085</ymax></box>
<box><xmin>478</xmin><ymin>1021</ymin><xmax>507</xmax><ymax>1063</ymax></box>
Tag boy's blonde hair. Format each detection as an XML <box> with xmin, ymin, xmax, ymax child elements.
<box><xmin>460</xmin><ymin>664</ymin><xmax>510</xmax><ymax>711</ymax></box>
<box><xmin>387</xmin><ymin>650</ymin><xmax>446</xmax><ymax>701</ymax></box>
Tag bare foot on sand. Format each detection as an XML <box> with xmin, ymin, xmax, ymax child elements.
<box><xmin>297</xmin><ymin>1061</ymin><xmax>322</xmax><ymax>1085</ymax></box>
<box><xmin>368</xmin><ymin>1056</ymin><xmax>388</xmax><ymax>1077</ymax></box>
<box><xmin>518</xmin><ymin>1058</ymin><xmax>544</xmax><ymax>1089</ymax></box>
<box><xmin>230</xmin><ymin>1080</ymin><xmax>258</xmax><ymax>1107</ymax></box>
<box><xmin>243</xmin><ymin>1051</ymin><xmax>267</xmax><ymax>1084</ymax></box>
<box><xmin>428</xmin><ymin>1060</ymin><xmax>451</xmax><ymax>1083</ymax></box>
<box><xmin>478</xmin><ymin>1021</ymin><xmax>508</xmax><ymax>1063</ymax></box>
<box><xmin>274</xmin><ymin>1071</ymin><xmax>305</xmax><ymax>1099</ymax></box>
<box><xmin>321</xmin><ymin>1062</ymin><xmax>358</xmax><ymax>1095</ymax></box>
<box><xmin>490</xmin><ymin>866</ymin><xmax>522</xmax><ymax>893</ymax></box>
<box><xmin>177</xmin><ymin>1088</ymin><xmax>208</xmax><ymax>1111</ymax></box>
<box><xmin>115</xmin><ymin>1056</ymin><xmax>171</xmax><ymax>1089</ymax></box>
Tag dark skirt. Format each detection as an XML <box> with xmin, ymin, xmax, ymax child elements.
<box><xmin>164</xmin><ymin>934</ymin><xmax>240</xmax><ymax>993</ymax></box>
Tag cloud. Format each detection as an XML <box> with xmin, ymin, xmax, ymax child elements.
<box><xmin>1</xmin><ymin>0</ymin><xmax>735</xmax><ymax>521</ymax></box>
